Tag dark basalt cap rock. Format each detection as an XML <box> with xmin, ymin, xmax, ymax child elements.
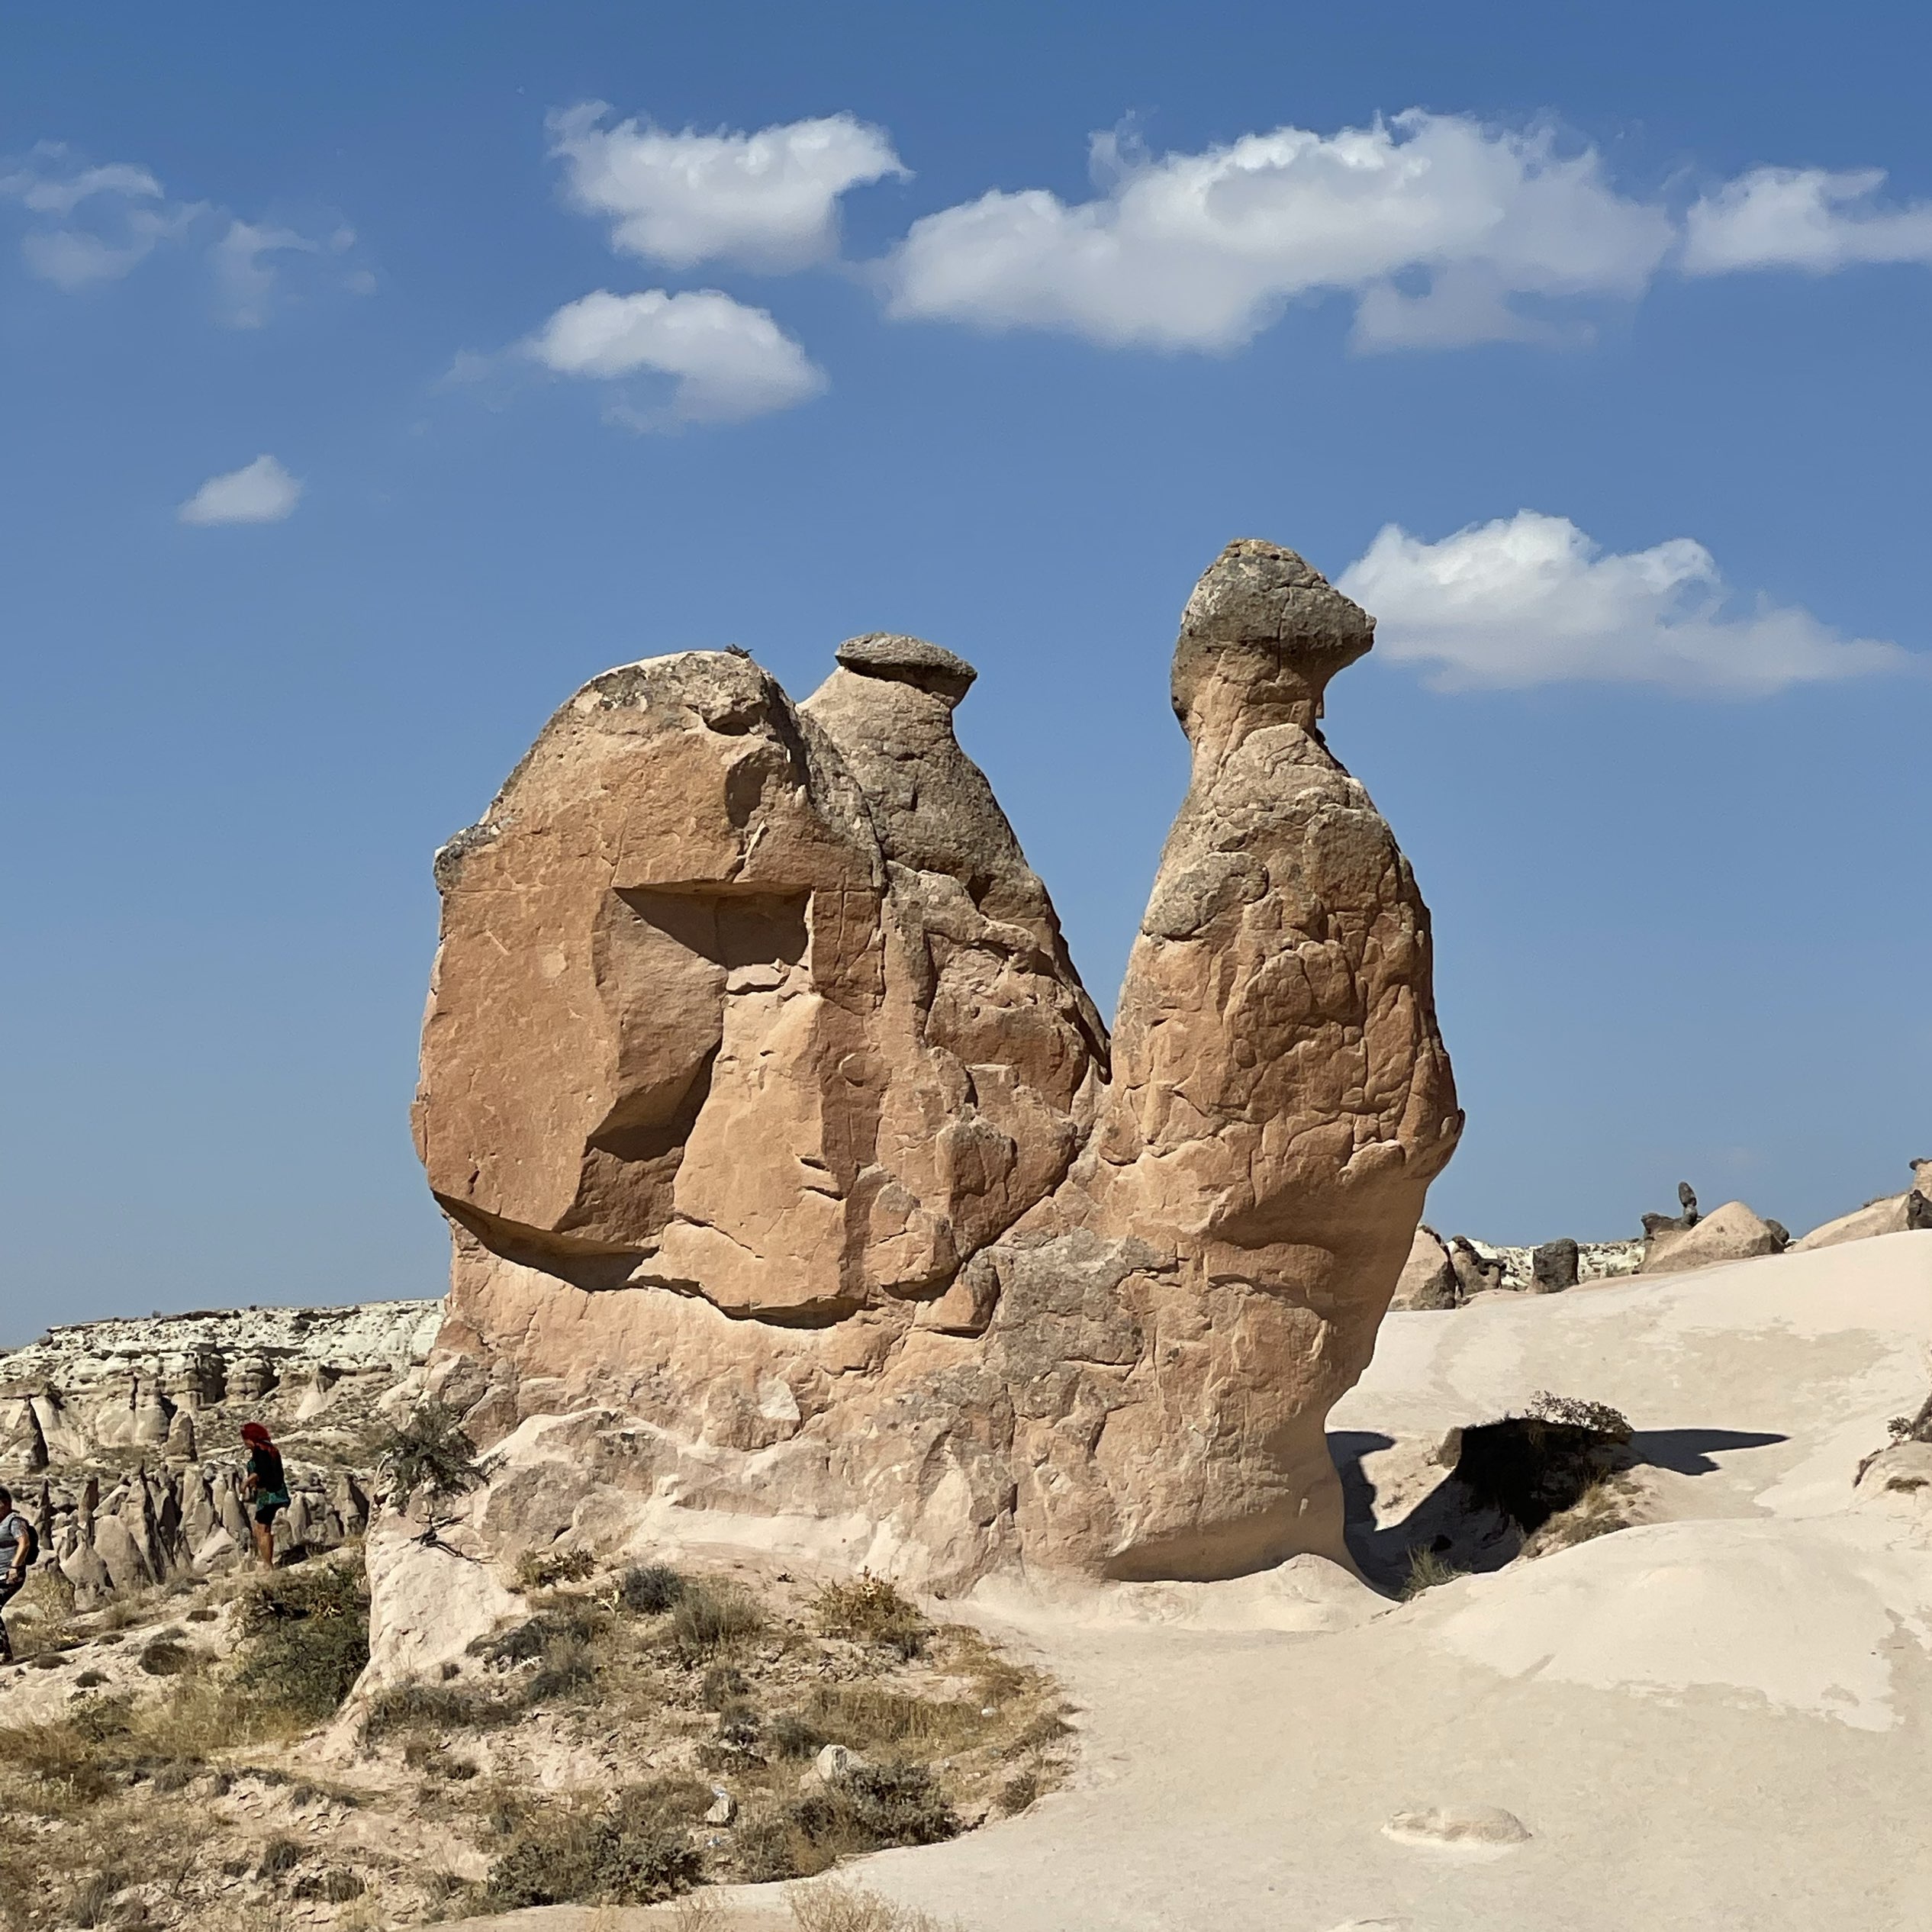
<box><xmin>835</xmin><ymin>633</ymin><xmax>977</xmax><ymax>705</ymax></box>
<box><xmin>1172</xmin><ymin>539</ymin><xmax>1373</xmax><ymax>732</ymax></box>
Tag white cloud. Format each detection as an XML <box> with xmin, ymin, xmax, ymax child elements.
<box><xmin>522</xmin><ymin>287</ymin><xmax>825</xmax><ymax>425</ymax></box>
<box><xmin>1337</xmin><ymin>510</ymin><xmax>1911</xmax><ymax>694</ymax></box>
<box><xmin>211</xmin><ymin>218</ymin><xmax>359</xmax><ymax>327</ymax></box>
<box><xmin>1682</xmin><ymin>166</ymin><xmax>1932</xmax><ymax>273</ymax></box>
<box><xmin>1</xmin><ymin>144</ymin><xmax>201</xmax><ymax>288</ymax></box>
<box><xmin>883</xmin><ymin>112</ymin><xmax>1673</xmax><ymax>351</ymax></box>
<box><xmin>550</xmin><ymin>102</ymin><xmax>906</xmax><ymax>270</ymax></box>
<box><xmin>177</xmin><ymin>455</ymin><xmax>303</xmax><ymax>526</ymax></box>
<box><xmin>2</xmin><ymin>142</ymin><xmax>365</xmax><ymax>316</ymax></box>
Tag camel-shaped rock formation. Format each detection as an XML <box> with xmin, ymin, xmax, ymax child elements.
<box><xmin>414</xmin><ymin>540</ymin><xmax>1461</xmax><ymax>1589</ymax></box>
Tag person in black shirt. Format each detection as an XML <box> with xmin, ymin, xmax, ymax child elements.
<box><xmin>240</xmin><ymin>1422</ymin><xmax>289</xmax><ymax>1570</ymax></box>
<box><xmin>0</xmin><ymin>1486</ymin><xmax>40</xmax><ymax>1663</ymax></box>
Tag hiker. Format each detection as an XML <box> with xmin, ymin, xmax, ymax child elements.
<box><xmin>0</xmin><ymin>1486</ymin><xmax>40</xmax><ymax>1665</ymax></box>
<box><xmin>240</xmin><ymin>1422</ymin><xmax>289</xmax><ymax>1570</ymax></box>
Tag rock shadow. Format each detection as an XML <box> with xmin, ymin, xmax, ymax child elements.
<box><xmin>1624</xmin><ymin>1426</ymin><xmax>1787</xmax><ymax>1474</ymax></box>
<box><xmin>1330</xmin><ymin>1422</ymin><xmax>1790</xmax><ymax>1594</ymax></box>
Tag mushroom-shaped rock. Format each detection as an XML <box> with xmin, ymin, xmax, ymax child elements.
<box><xmin>416</xmin><ymin>538</ymin><xmax>1457</xmax><ymax>1590</ymax></box>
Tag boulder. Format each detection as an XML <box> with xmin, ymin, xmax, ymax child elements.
<box><xmin>1391</xmin><ymin>1226</ymin><xmax>1458</xmax><ymax>1311</ymax></box>
<box><xmin>1531</xmin><ymin>1238</ymin><xmax>1579</xmax><ymax>1294</ymax></box>
<box><xmin>1447</xmin><ymin>1237</ymin><xmax>1498</xmax><ymax>1301</ymax></box>
<box><xmin>353</xmin><ymin>1519</ymin><xmax>521</xmax><ymax>1697</ymax></box>
<box><xmin>1643</xmin><ymin>1199</ymin><xmax>1786</xmax><ymax>1274</ymax></box>
<box><xmin>418</xmin><ymin>539</ymin><xmax>1459</xmax><ymax>1587</ymax></box>
<box><xmin>1794</xmin><ymin>1162</ymin><xmax>1932</xmax><ymax>1251</ymax></box>
<box><xmin>1792</xmin><ymin>1194</ymin><xmax>1915</xmax><ymax>1252</ymax></box>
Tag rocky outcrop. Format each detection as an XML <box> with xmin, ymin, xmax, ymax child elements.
<box><xmin>1391</xmin><ymin>1225</ymin><xmax>1458</xmax><ymax>1311</ymax></box>
<box><xmin>0</xmin><ymin>1302</ymin><xmax>433</xmax><ymax>1601</ymax></box>
<box><xmin>1794</xmin><ymin>1162</ymin><xmax>1932</xmax><ymax>1251</ymax></box>
<box><xmin>414</xmin><ymin>642</ymin><xmax>1103</xmax><ymax>1322</ymax></box>
<box><xmin>1643</xmin><ymin>1199</ymin><xmax>1787</xmax><ymax>1274</ymax></box>
<box><xmin>417</xmin><ymin>539</ymin><xmax>1461</xmax><ymax>1589</ymax></box>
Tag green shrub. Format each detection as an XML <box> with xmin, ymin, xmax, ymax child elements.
<box><xmin>733</xmin><ymin>1811</ymin><xmax>800</xmax><ymax>1882</ymax></box>
<box><xmin>1001</xmin><ymin>1770</ymin><xmax>1040</xmax><ymax>1813</ymax></box>
<box><xmin>770</xmin><ymin>1711</ymin><xmax>830</xmax><ymax>1760</ymax></box>
<box><xmin>514</xmin><ymin>1546</ymin><xmax>596</xmax><ymax>1592</ymax></box>
<box><xmin>526</xmin><ymin>1636</ymin><xmax>597</xmax><ymax>1704</ymax></box>
<box><xmin>362</xmin><ymin>1679</ymin><xmax>519</xmax><ymax>1740</ymax></box>
<box><xmin>292</xmin><ymin>1867</ymin><xmax>365</xmax><ymax>1902</ymax></box>
<box><xmin>231</xmin><ymin>1559</ymin><xmax>369</xmax><ymax>1724</ymax></box>
<box><xmin>617</xmin><ymin>1563</ymin><xmax>685</xmax><ymax>1615</ymax></box>
<box><xmin>473</xmin><ymin>1598</ymin><xmax>610</xmax><ymax>1666</ymax></box>
<box><xmin>481</xmin><ymin>1779</ymin><xmax>710</xmax><ymax>1907</ymax></box>
<box><xmin>257</xmin><ymin>1835</ymin><xmax>303</xmax><ymax>1878</ymax></box>
<box><xmin>787</xmin><ymin>1760</ymin><xmax>960</xmax><ymax>1860</ymax></box>
<box><xmin>372</xmin><ymin>1400</ymin><xmax>486</xmax><ymax>1515</ymax></box>
<box><xmin>1528</xmin><ymin>1392</ymin><xmax>1634</xmax><ymax>1441</ymax></box>
<box><xmin>69</xmin><ymin>1692</ymin><xmax>135</xmax><ymax>1743</ymax></box>
<box><xmin>139</xmin><ymin>1636</ymin><xmax>195</xmax><ymax>1676</ymax></box>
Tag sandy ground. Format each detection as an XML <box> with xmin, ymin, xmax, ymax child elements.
<box><xmin>463</xmin><ymin>1232</ymin><xmax>1932</xmax><ymax>1932</ymax></box>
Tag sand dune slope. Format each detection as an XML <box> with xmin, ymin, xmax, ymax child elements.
<box><xmin>819</xmin><ymin>1232</ymin><xmax>1932</xmax><ymax>1932</ymax></box>
<box><xmin>468</xmin><ymin>1234</ymin><xmax>1932</xmax><ymax>1932</ymax></box>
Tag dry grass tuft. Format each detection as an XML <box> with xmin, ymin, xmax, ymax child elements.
<box><xmin>811</xmin><ymin>1573</ymin><xmax>931</xmax><ymax>1660</ymax></box>
<box><xmin>1399</xmin><ymin>1546</ymin><xmax>1467</xmax><ymax>1599</ymax></box>
<box><xmin>787</xmin><ymin>1879</ymin><xmax>963</xmax><ymax>1932</ymax></box>
<box><xmin>668</xmin><ymin>1579</ymin><xmax>767</xmax><ymax>1653</ymax></box>
<box><xmin>513</xmin><ymin>1545</ymin><xmax>596</xmax><ymax>1592</ymax></box>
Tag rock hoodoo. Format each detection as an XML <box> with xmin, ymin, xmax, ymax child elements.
<box><xmin>414</xmin><ymin>539</ymin><xmax>1461</xmax><ymax>1588</ymax></box>
<box><xmin>0</xmin><ymin>1302</ymin><xmax>433</xmax><ymax>1602</ymax></box>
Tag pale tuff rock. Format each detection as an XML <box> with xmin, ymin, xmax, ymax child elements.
<box><xmin>417</xmin><ymin>539</ymin><xmax>1460</xmax><ymax>1589</ymax></box>
<box><xmin>0</xmin><ymin>1302</ymin><xmax>421</xmax><ymax>1601</ymax></box>
<box><xmin>1794</xmin><ymin>1161</ymin><xmax>1932</xmax><ymax>1251</ymax></box>
<box><xmin>1643</xmin><ymin>1199</ymin><xmax>1788</xmax><ymax>1274</ymax></box>
<box><xmin>1381</xmin><ymin>1804</ymin><xmax>1532</xmax><ymax>1853</ymax></box>
<box><xmin>414</xmin><ymin>645</ymin><xmax>1102</xmax><ymax>1319</ymax></box>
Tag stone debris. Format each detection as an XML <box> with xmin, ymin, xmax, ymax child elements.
<box><xmin>1381</xmin><ymin>1803</ymin><xmax>1531</xmax><ymax>1851</ymax></box>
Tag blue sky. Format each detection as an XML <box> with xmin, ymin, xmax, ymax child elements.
<box><xmin>3</xmin><ymin>2</ymin><xmax>1928</xmax><ymax>1343</ymax></box>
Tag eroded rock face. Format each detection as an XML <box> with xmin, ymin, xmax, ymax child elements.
<box><xmin>414</xmin><ymin>646</ymin><xmax>1101</xmax><ymax>1321</ymax></box>
<box><xmin>419</xmin><ymin>540</ymin><xmax>1460</xmax><ymax>1588</ymax></box>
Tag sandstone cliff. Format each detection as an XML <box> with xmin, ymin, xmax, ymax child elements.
<box><xmin>414</xmin><ymin>540</ymin><xmax>1463</xmax><ymax>1589</ymax></box>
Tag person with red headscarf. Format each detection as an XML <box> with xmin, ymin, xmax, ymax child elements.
<box><xmin>240</xmin><ymin>1422</ymin><xmax>288</xmax><ymax>1570</ymax></box>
